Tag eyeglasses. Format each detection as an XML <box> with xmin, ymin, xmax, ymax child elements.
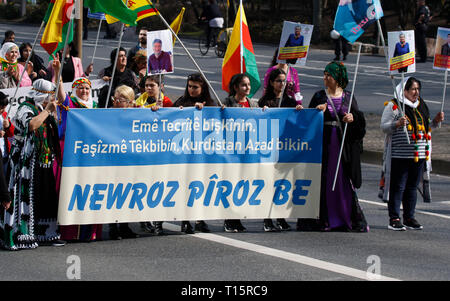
<box><xmin>112</xmin><ymin>96</ymin><xmax>131</xmax><ymax>103</ymax></box>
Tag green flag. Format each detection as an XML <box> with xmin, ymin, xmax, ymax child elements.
<box><xmin>84</xmin><ymin>0</ymin><xmax>138</xmax><ymax>26</ymax></box>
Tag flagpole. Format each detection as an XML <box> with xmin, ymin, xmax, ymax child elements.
<box><xmin>331</xmin><ymin>42</ymin><xmax>362</xmax><ymax>191</ymax></box>
<box><xmin>54</xmin><ymin>1</ymin><xmax>76</xmax><ymax>104</ymax></box>
<box><xmin>239</xmin><ymin>0</ymin><xmax>243</xmax><ymax>74</ymax></box>
<box><xmin>90</xmin><ymin>18</ymin><xmax>103</xmax><ymax>73</ymax></box>
<box><xmin>104</xmin><ymin>22</ymin><xmax>125</xmax><ymax>108</ymax></box>
<box><xmin>148</xmin><ymin>0</ymin><xmax>223</xmax><ymax>106</ymax></box>
<box><xmin>439</xmin><ymin>69</ymin><xmax>448</xmax><ymax>128</ymax></box>
<box><xmin>7</xmin><ymin>20</ymin><xmax>45</xmax><ymax>115</ymax></box>
<box><xmin>376</xmin><ymin>19</ymin><xmax>410</xmax><ymax>144</ymax></box>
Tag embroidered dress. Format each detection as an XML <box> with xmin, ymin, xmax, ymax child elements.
<box><xmin>0</xmin><ymin>99</ymin><xmax>61</xmax><ymax>250</ymax></box>
<box><xmin>56</xmin><ymin>94</ymin><xmax>102</xmax><ymax>242</ymax></box>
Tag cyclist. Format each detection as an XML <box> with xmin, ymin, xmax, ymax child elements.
<box><xmin>201</xmin><ymin>0</ymin><xmax>224</xmax><ymax>47</ymax></box>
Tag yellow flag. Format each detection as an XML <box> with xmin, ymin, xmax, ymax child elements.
<box><xmin>170</xmin><ymin>7</ymin><xmax>185</xmax><ymax>46</ymax></box>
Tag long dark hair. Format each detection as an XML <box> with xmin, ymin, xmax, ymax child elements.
<box><xmin>18</xmin><ymin>42</ymin><xmax>33</xmax><ymax>63</ymax></box>
<box><xmin>258</xmin><ymin>68</ymin><xmax>287</xmax><ymax>107</ymax></box>
<box><xmin>228</xmin><ymin>73</ymin><xmax>249</xmax><ymax>97</ymax></box>
<box><xmin>182</xmin><ymin>73</ymin><xmax>214</xmax><ymax>106</ymax></box>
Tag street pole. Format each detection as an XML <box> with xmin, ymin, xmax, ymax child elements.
<box><xmin>76</xmin><ymin>0</ymin><xmax>83</xmax><ymax>58</ymax></box>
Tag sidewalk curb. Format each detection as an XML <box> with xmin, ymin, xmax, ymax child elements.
<box><xmin>361</xmin><ymin>150</ymin><xmax>450</xmax><ymax>176</ymax></box>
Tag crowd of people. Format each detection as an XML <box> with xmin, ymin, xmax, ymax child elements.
<box><xmin>0</xmin><ymin>23</ymin><xmax>445</xmax><ymax>251</ymax></box>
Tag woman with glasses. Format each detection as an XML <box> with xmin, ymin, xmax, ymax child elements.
<box><xmin>297</xmin><ymin>61</ymin><xmax>368</xmax><ymax>232</ymax></box>
<box><xmin>172</xmin><ymin>73</ymin><xmax>215</xmax><ymax>234</ymax></box>
<box><xmin>381</xmin><ymin>77</ymin><xmax>444</xmax><ymax>231</ymax></box>
<box><xmin>107</xmin><ymin>85</ymin><xmax>140</xmax><ymax>240</ymax></box>
<box><xmin>52</xmin><ymin>55</ymin><xmax>103</xmax><ymax>243</ymax></box>
<box><xmin>258</xmin><ymin>68</ymin><xmax>303</xmax><ymax>232</ymax></box>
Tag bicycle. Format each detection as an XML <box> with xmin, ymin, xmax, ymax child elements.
<box><xmin>198</xmin><ymin>21</ymin><xmax>232</xmax><ymax>58</ymax></box>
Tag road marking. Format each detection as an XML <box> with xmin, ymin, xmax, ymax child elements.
<box><xmin>360</xmin><ymin>199</ymin><xmax>450</xmax><ymax>220</ymax></box>
<box><xmin>163</xmin><ymin>222</ymin><xmax>400</xmax><ymax>281</ymax></box>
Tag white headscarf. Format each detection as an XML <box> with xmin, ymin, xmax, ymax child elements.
<box><xmin>71</xmin><ymin>77</ymin><xmax>94</xmax><ymax>108</ymax></box>
<box><xmin>395</xmin><ymin>76</ymin><xmax>420</xmax><ymax>109</ymax></box>
<box><xmin>0</xmin><ymin>42</ymin><xmax>20</xmax><ymax>62</ymax></box>
<box><xmin>27</xmin><ymin>79</ymin><xmax>56</xmax><ymax>110</ymax></box>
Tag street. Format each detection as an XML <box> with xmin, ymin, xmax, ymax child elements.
<box><xmin>0</xmin><ymin>23</ymin><xmax>449</xmax><ymax>282</ymax></box>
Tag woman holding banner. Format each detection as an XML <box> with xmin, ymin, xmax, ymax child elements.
<box><xmin>381</xmin><ymin>77</ymin><xmax>444</xmax><ymax>231</ymax></box>
<box><xmin>0</xmin><ymin>42</ymin><xmax>32</xmax><ymax>89</ymax></box>
<box><xmin>263</xmin><ymin>50</ymin><xmax>303</xmax><ymax>105</ymax></box>
<box><xmin>259</xmin><ymin>68</ymin><xmax>303</xmax><ymax>232</ymax></box>
<box><xmin>172</xmin><ymin>73</ymin><xmax>215</xmax><ymax>234</ymax></box>
<box><xmin>136</xmin><ymin>75</ymin><xmax>173</xmax><ymax>109</ymax></box>
<box><xmin>297</xmin><ymin>62</ymin><xmax>368</xmax><ymax>232</ymax></box>
<box><xmin>0</xmin><ymin>79</ymin><xmax>65</xmax><ymax>250</ymax></box>
<box><xmin>52</xmin><ymin>56</ymin><xmax>103</xmax><ymax>242</ymax></box>
<box><xmin>221</xmin><ymin>73</ymin><xmax>259</xmax><ymax>233</ymax></box>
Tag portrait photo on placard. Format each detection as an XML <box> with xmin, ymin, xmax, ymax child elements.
<box><xmin>388</xmin><ymin>30</ymin><xmax>416</xmax><ymax>75</ymax></box>
<box><xmin>147</xmin><ymin>29</ymin><xmax>174</xmax><ymax>75</ymax></box>
<box><xmin>277</xmin><ymin>21</ymin><xmax>313</xmax><ymax>66</ymax></box>
<box><xmin>433</xmin><ymin>27</ymin><xmax>450</xmax><ymax>70</ymax></box>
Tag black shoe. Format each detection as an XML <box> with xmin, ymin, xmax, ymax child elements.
<box><xmin>181</xmin><ymin>221</ymin><xmax>194</xmax><ymax>234</ymax></box>
<box><xmin>404</xmin><ymin>218</ymin><xmax>423</xmax><ymax>230</ymax></box>
<box><xmin>51</xmin><ymin>239</ymin><xmax>66</xmax><ymax>247</ymax></box>
<box><xmin>195</xmin><ymin>220</ymin><xmax>210</xmax><ymax>233</ymax></box>
<box><xmin>119</xmin><ymin>224</ymin><xmax>140</xmax><ymax>239</ymax></box>
<box><xmin>263</xmin><ymin>219</ymin><xmax>279</xmax><ymax>232</ymax></box>
<box><xmin>109</xmin><ymin>224</ymin><xmax>122</xmax><ymax>240</ymax></box>
<box><xmin>388</xmin><ymin>218</ymin><xmax>406</xmax><ymax>231</ymax></box>
<box><xmin>235</xmin><ymin>220</ymin><xmax>247</xmax><ymax>232</ymax></box>
<box><xmin>224</xmin><ymin>220</ymin><xmax>238</xmax><ymax>233</ymax></box>
<box><xmin>277</xmin><ymin>219</ymin><xmax>291</xmax><ymax>231</ymax></box>
<box><xmin>154</xmin><ymin>222</ymin><xmax>164</xmax><ymax>236</ymax></box>
<box><xmin>140</xmin><ymin>222</ymin><xmax>155</xmax><ymax>233</ymax></box>
<box><xmin>343</xmin><ymin>55</ymin><xmax>347</xmax><ymax>61</ymax></box>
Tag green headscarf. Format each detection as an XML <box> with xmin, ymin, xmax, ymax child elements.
<box><xmin>324</xmin><ymin>61</ymin><xmax>348</xmax><ymax>89</ymax></box>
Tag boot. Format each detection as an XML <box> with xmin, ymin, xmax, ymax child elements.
<box><xmin>181</xmin><ymin>221</ymin><xmax>194</xmax><ymax>234</ymax></box>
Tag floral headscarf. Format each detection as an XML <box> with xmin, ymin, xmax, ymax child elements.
<box><xmin>71</xmin><ymin>77</ymin><xmax>95</xmax><ymax>108</ymax></box>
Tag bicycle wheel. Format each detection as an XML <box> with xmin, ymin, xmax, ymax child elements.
<box><xmin>215</xmin><ymin>41</ymin><xmax>226</xmax><ymax>58</ymax></box>
<box><xmin>198</xmin><ymin>35</ymin><xmax>209</xmax><ymax>56</ymax></box>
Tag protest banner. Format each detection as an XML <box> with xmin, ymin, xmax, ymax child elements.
<box><xmin>433</xmin><ymin>27</ymin><xmax>450</xmax><ymax>71</ymax></box>
<box><xmin>1</xmin><ymin>79</ymin><xmax>107</xmax><ymax>118</ymax></box>
<box><xmin>57</xmin><ymin>107</ymin><xmax>323</xmax><ymax>225</ymax></box>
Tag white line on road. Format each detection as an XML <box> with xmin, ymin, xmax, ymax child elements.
<box><xmin>163</xmin><ymin>222</ymin><xmax>400</xmax><ymax>281</ymax></box>
<box><xmin>360</xmin><ymin>199</ymin><xmax>450</xmax><ymax>220</ymax></box>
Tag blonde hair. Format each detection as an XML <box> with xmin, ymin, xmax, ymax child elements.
<box><xmin>114</xmin><ymin>85</ymin><xmax>135</xmax><ymax>102</ymax></box>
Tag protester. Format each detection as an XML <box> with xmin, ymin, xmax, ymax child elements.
<box><xmin>98</xmin><ymin>47</ymin><xmax>138</xmax><ymax>108</ymax></box>
<box><xmin>127</xmin><ymin>27</ymin><xmax>148</xmax><ymax>68</ymax></box>
<box><xmin>297</xmin><ymin>62</ymin><xmax>368</xmax><ymax>232</ymax></box>
<box><xmin>333</xmin><ymin>36</ymin><xmax>349</xmax><ymax>61</ymax></box>
<box><xmin>263</xmin><ymin>49</ymin><xmax>303</xmax><ymax>104</ymax></box>
<box><xmin>172</xmin><ymin>73</ymin><xmax>215</xmax><ymax>234</ymax></box>
<box><xmin>52</xmin><ymin>56</ymin><xmax>102</xmax><ymax>242</ymax></box>
<box><xmin>47</xmin><ymin>42</ymin><xmax>93</xmax><ymax>83</ymax></box>
<box><xmin>0</xmin><ymin>79</ymin><xmax>66</xmax><ymax>250</ymax></box>
<box><xmin>130</xmin><ymin>50</ymin><xmax>148</xmax><ymax>81</ymax></box>
<box><xmin>0</xmin><ymin>42</ymin><xmax>32</xmax><ymax>89</ymax></box>
<box><xmin>18</xmin><ymin>42</ymin><xmax>51</xmax><ymax>82</ymax></box>
<box><xmin>0</xmin><ymin>92</ymin><xmax>13</xmax><ymax>201</ymax></box>
<box><xmin>108</xmin><ymin>85</ymin><xmax>140</xmax><ymax>240</ymax></box>
<box><xmin>136</xmin><ymin>74</ymin><xmax>173</xmax><ymax>109</ymax></box>
<box><xmin>414</xmin><ymin>0</ymin><xmax>432</xmax><ymax>63</ymax></box>
<box><xmin>258</xmin><ymin>68</ymin><xmax>303</xmax><ymax>232</ymax></box>
<box><xmin>1</xmin><ymin>30</ymin><xmax>15</xmax><ymax>46</ymax></box>
<box><xmin>381</xmin><ymin>77</ymin><xmax>444</xmax><ymax>231</ymax></box>
<box><xmin>221</xmin><ymin>73</ymin><xmax>259</xmax><ymax>233</ymax></box>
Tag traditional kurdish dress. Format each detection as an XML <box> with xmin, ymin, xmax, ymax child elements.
<box><xmin>0</xmin><ymin>99</ymin><xmax>61</xmax><ymax>250</ymax></box>
<box><xmin>56</xmin><ymin>78</ymin><xmax>102</xmax><ymax>242</ymax></box>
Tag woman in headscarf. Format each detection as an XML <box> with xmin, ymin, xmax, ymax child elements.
<box><xmin>0</xmin><ymin>42</ymin><xmax>32</xmax><ymax>89</ymax></box>
<box><xmin>52</xmin><ymin>56</ymin><xmax>102</xmax><ymax>243</ymax></box>
<box><xmin>0</xmin><ymin>79</ymin><xmax>65</xmax><ymax>250</ymax></box>
<box><xmin>297</xmin><ymin>61</ymin><xmax>368</xmax><ymax>232</ymax></box>
<box><xmin>381</xmin><ymin>77</ymin><xmax>444</xmax><ymax>231</ymax></box>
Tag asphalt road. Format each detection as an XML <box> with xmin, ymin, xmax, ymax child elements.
<box><xmin>0</xmin><ymin>24</ymin><xmax>449</xmax><ymax>283</ymax></box>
